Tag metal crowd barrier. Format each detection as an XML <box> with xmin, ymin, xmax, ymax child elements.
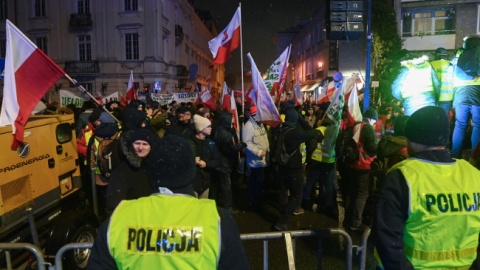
<box><xmin>240</xmin><ymin>228</ymin><xmax>371</xmax><ymax>270</ymax></box>
<box><xmin>0</xmin><ymin>228</ymin><xmax>371</xmax><ymax>270</ymax></box>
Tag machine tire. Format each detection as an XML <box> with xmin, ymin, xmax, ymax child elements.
<box><xmin>63</xmin><ymin>224</ymin><xmax>96</xmax><ymax>270</ymax></box>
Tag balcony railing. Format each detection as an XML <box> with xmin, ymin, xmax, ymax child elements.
<box><xmin>69</xmin><ymin>13</ymin><xmax>93</xmax><ymax>32</ymax></box>
<box><xmin>64</xmin><ymin>60</ymin><xmax>100</xmax><ymax>74</ymax></box>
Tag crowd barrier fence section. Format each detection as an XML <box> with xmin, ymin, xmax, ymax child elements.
<box><xmin>0</xmin><ymin>228</ymin><xmax>371</xmax><ymax>270</ymax></box>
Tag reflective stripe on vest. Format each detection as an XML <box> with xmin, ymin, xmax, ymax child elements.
<box><xmin>393</xmin><ymin>158</ymin><xmax>480</xmax><ymax>269</ymax></box>
<box><xmin>401</xmin><ymin>62</ymin><xmax>435</xmax><ymax>98</ymax></box>
<box><xmin>311</xmin><ymin>126</ymin><xmax>336</xmax><ymax>163</ymax></box>
<box><xmin>108</xmin><ymin>195</ymin><xmax>220</xmax><ymax>269</ymax></box>
<box><xmin>431</xmin><ymin>59</ymin><xmax>455</xmax><ymax>102</ymax></box>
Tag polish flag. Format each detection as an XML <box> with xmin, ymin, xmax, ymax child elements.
<box><xmin>346</xmin><ymin>82</ymin><xmax>363</xmax><ymax>126</ymax></box>
<box><xmin>125</xmin><ymin>70</ymin><xmax>137</xmax><ymax>102</ymax></box>
<box><xmin>293</xmin><ymin>72</ymin><xmax>303</xmax><ymax>105</ymax></box>
<box><xmin>0</xmin><ymin>20</ymin><xmax>65</xmax><ymax>150</ymax></box>
<box><xmin>220</xmin><ymin>82</ymin><xmax>240</xmax><ymax>140</ymax></box>
<box><xmin>247</xmin><ymin>53</ymin><xmax>281</xmax><ymax>127</ymax></box>
<box><xmin>221</xmin><ymin>82</ymin><xmax>231</xmax><ymax>110</ymax></box>
<box><xmin>195</xmin><ymin>86</ymin><xmax>218</xmax><ymax>111</ymax></box>
<box><xmin>208</xmin><ymin>7</ymin><xmax>241</xmax><ymax>66</ymax></box>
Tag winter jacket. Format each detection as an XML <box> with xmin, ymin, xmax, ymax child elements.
<box><xmin>105</xmin><ymin>131</ymin><xmax>154</xmax><ymax>215</ymax></box>
<box><xmin>189</xmin><ymin>135</ymin><xmax>222</xmax><ymax>195</ymax></box>
<box><xmin>242</xmin><ymin>117</ymin><xmax>269</xmax><ymax>168</ymax></box>
<box><xmin>213</xmin><ymin>112</ymin><xmax>243</xmax><ymax>172</ymax></box>
<box><xmin>276</xmin><ymin>121</ymin><xmax>317</xmax><ymax>170</ymax></box>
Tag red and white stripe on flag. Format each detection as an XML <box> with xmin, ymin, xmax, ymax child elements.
<box><xmin>0</xmin><ymin>20</ymin><xmax>65</xmax><ymax>150</ymax></box>
<box><xmin>126</xmin><ymin>70</ymin><xmax>137</xmax><ymax>102</ymax></box>
<box><xmin>208</xmin><ymin>7</ymin><xmax>241</xmax><ymax>65</ymax></box>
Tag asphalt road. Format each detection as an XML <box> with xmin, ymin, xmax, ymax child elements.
<box><xmin>213</xmin><ymin>174</ymin><xmax>378</xmax><ymax>270</ymax></box>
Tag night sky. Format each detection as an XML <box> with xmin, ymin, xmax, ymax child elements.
<box><xmin>193</xmin><ymin>0</ymin><xmax>323</xmax><ymax>75</ymax></box>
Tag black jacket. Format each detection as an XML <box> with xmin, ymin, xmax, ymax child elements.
<box><xmin>276</xmin><ymin>121</ymin><xmax>317</xmax><ymax>170</ymax></box>
<box><xmin>105</xmin><ymin>133</ymin><xmax>153</xmax><ymax>215</ymax></box>
<box><xmin>189</xmin><ymin>135</ymin><xmax>222</xmax><ymax>194</ymax></box>
<box><xmin>213</xmin><ymin>112</ymin><xmax>243</xmax><ymax>172</ymax></box>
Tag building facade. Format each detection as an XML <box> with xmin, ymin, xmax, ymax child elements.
<box><xmin>0</xmin><ymin>0</ymin><xmax>223</xmax><ymax>101</ymax></box>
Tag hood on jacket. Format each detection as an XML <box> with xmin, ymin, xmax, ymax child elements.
<box><xmin>217</xmin><ymin>111</ymin><xmax>233</xmax><ymax>129</ymax></box>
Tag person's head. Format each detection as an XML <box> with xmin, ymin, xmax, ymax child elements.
<box><xmin>128</xmin><ymin>129</ymin><xmax>155</xmax><ymax>158</ymax></box>
<box><xmin>249</xmin><ymin>106</ymin><xmax>257</xmax><ymax>120</ymax></box>
<box><xmin>88</xmin><ymin>107</ymin><xmax>103</xmax><ymax>126</ymax></box>
<box><xmin>363</xmin><ymin>108</ymin><xmax>378</xmax><ymax>125</ymax></box>
<box><xmin>106</xmin><ymin>100</ymin><xmax>121</xmax><ymax>111</ymax></box>
<box><xmin>193</xmin><ymin>114</ymin><xmax>212</xmax><ymax>137</ymax></box>
<box><xmin>392</xmin><ymin>106</ymin><xmax>402</xmax><ymax>117</ymax></box>
<box><xmin>404</xmin><ymin>106</ymin><xmax>449</xmax><ymax>155</ymax></box>
<box><xmin>127</xmin><ymin>100</ymin><xmax>145</xmax><ymax>111</ymax></box>
<box><xmin>147</xmin><ymin>135</ymin><xmax>196</xmax><ymax>194</ymax></box>
<box><xmin>434</xmin><ymin>47</ymin><xmax>449</xmax><ymax>60</ymax></box>
<box><xmin>285</xmin><ymin>109</ymin><xmax>298</xmax><ymax>124</ymax></box>
<box><xmin>122</xmin><ymin>107</ymin><xmax>147</xmax><ymax>131</ymax></box>
<box><xmin>176</xmin><ymin>106</ymin><xmax>192</xmax><ymax>124</ymax></box>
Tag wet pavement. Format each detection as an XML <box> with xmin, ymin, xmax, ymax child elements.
<box><xmin>218</xmin><ymin>176</ymin><xmax>378</xmax><ymax>270</ymax></box>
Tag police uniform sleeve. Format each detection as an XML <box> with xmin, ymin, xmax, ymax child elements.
<box><xmin>217</xmin><ymin>208</ymin><xmax>250</xmax><ymax>270</ymax></box>
<box><xmin>372</xmin><ymin>169</ymin><xmax>413</xmax><ymax>270</ymax></box>
<box><xmin>87</xmin><ymin>218</ymin><xmax>118</xmax><ymax>270</ymax></box>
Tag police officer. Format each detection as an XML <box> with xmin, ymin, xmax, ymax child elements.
<box><xmin>372</xmin><ymin>106</ymin><xmax>480</xmax><ymax>269</ymax></box>
<box><xmin>430</xmin><ymin>47</ymin><xmax>455</xmax><ymax>115</ymax></box>
<box><xmin>87</xmin><ymin>135</ymin><xmax>249</xmax><ymax>269</ymax></box>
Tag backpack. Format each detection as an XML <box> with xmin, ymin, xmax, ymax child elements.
<box><xmin>457</xmin><ymin>37</ymin><xmax>480</xmax><ymax>77</ymax></box>
<box><xmin>270</xmin><ymin>126</ymin><xmax>297</xmax><ymax>166</ymax></box>
<box><xmin>96</xmin><ymin>134</ymin><xmax>121</xmax><ymax>178</ymax></box>
<box><xmin>336</xmin><ymin>122</ymin><xmax>362</xmax><ymax>164</ymax></box>
<box><xmin>370</xmin><ymin>135</ymin><xmax>408</xmax><ymax>189</ymax></box>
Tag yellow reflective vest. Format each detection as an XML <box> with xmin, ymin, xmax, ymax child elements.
<box><xmin>431</xmin><ymin>59</ymin><xmax>454</xmax><ymax>102</ymax></box>
<box><xmin>311</xmin><ymin>126</ymin><xmax>336</xmax><ymax>163</ymax></box>
<box><xmin>108</xmin><ymin>194</ymin><xmax>220</xmax><ymax>269</ymax></box>
<box><xmin>393</xmin><ymin>158</ymin><xmax>480</xmax><ymax>269</ymax></box>
<box><xmin>401</xmin><ymin>62</ymin><xmax>436</xmax><ymax>99</ymax></box>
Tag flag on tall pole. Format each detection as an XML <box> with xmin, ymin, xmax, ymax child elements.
<box><xmin>293</xmin><ymin>71</ymin><xmax>303</xmax><ymax>105</ymax></box>
<box><xmin>346</xmin><ymin>80</ymin><xmax>363</xmax><ymax>125</ymax></box>
<box><xmin>125</xmin><ymin>70</ymin><xmax>136</xmax><ymax>103</ymax></box>
<box><xmin>0</xmin><ymin>20</ymin><xmax>65</xmax><ymax>150</ymax></box>
<box><xmin>264</xmin><ymin>45</ymin><xmax>291</xmax><ymax>104</ymax></box>
<box><xmin>208</xmin><ymin>7</ymin><xmax>241</xmax><ymax>66</ymax></box>
<box><xmin>247</xmin><ymin>53</ymin><xmax>281</xmax><ymax>128</ymax></box>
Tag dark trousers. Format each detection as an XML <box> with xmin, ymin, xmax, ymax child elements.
<box><xmin>343</xmin><ymin>169</ymin><xmax>370</xmax><ymax>227</ymax></box>
<box><xmin>277</xmin><ymin>168</ymin><xmax>304</xmax><ymax>224</ymax></box>
<box><xmin>210</xmin><ymin>172</ymin><xmax>233</xmax><ymax>209</ymax></box>
<box><xmin>304</xmin><ymin>161</ymin><xmax>337</xmax><ymax>209</ymax></box>
<box><xmin>248</xmin><ymin>167</ymin><xmax>265</xmax><ymax>208</ymax></box>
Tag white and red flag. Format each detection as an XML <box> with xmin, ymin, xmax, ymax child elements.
<box><xmin>208</xmin><ymin>7</ymin><xmax>241</xmax><ymax>66</ymax></box>
<box><xmin>293</xmin><ymin>72</ymin><xmax>303</xmax><ymax>105</ymax></box>
<box><xmin>0</xmin><ymin>20</ymin><xmax>65</xmax><ymax>150</ymax></box>
<box><xmin>346</xmin><ymin>79</ymin><xmax>363</xmax><ymax>126</ymax></box>
<box><xmin>247</xmin><ymin>53</ymin><xmax>281</xmax><ymax>128</ymax></box>
<box><xmin>220</xmin><ymin>82</ymin><xmax>240</xmax><ymax>140</ymax></box>
<box><xmin>125</xmin><ymin>70</ymin><xmax>137</xmax><ymax>103</ymax></box>
<box><xmin>264</xmin><ymin>45</ymin><xmax>291</xmax><ymax>103</ymax></box>
<box><xmin>195</xmin><ymin>86</ymin><xmax>218</xmax><ymax>111</ymax></box>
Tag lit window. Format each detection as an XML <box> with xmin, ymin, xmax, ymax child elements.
<box><xmin>402</xmin><ymin>8</ymin><xmax>455</xmax><ymax>37</ymax></box>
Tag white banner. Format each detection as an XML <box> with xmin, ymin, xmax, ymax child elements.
<box><xmin>150</xmin><ymin>92</ymin><xmax>199</xmax><ymax>106</ymax></box>
<box><xmin>59</xmin><ymin>90</ymin><xmax>119</xmax><ymax>108</ymax></box>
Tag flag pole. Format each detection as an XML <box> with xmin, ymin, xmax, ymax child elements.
<box><xmin>239</xmin><ymin>2</ymin><xmax>244</xmax><ymax>124</ymax></box>
<box><xmin>64</xmin><ymin>73</ymin><xmax>121</xmax><ymax>123</ymax></box>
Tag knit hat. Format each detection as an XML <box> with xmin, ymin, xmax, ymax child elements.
<box><xmin>147</xmin><ymin>135</ymin><xmax>195</xmax><ymax>192</ymax></box>
<box><xmin>99</xmin><ymin>112</ymin><xmax>115</xmax><ymax>124</ymax></box>
<box><xmin>285</xmin><ymin>109</ymin><xmax>298</xmax><ymax>123</ymax></box>
<box><xmin>193</xmin><ymin>114</ymin><xmax>211</xmax><ymax>133</ymax></box>
<box><xmin>363</xmin><ymin>108</ymin><xmax>378</xmax><ymax>121</ymax></box>
<box><xmin>88</xmin><ymin>107</ymin><xmax>103</xmax><ymax>123</ymax></box>
<box><xmin>127</xmin><ymin>128</ymin><xmax>156</xmax><ymax>145</ymax></box>
<box><xmin>249</xmin><ymin>106</ymin><xmax>257</xmax><ymax>115</ymax></box>
<box><xmin>122</xmin><ymin>107</ymin><xmax>147</xmax><ymax>131</ymax></box>
<box><xmin>404</xmin><ymin>106</ymin><xmax>449</xmax><ymax>146</ymax></box>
